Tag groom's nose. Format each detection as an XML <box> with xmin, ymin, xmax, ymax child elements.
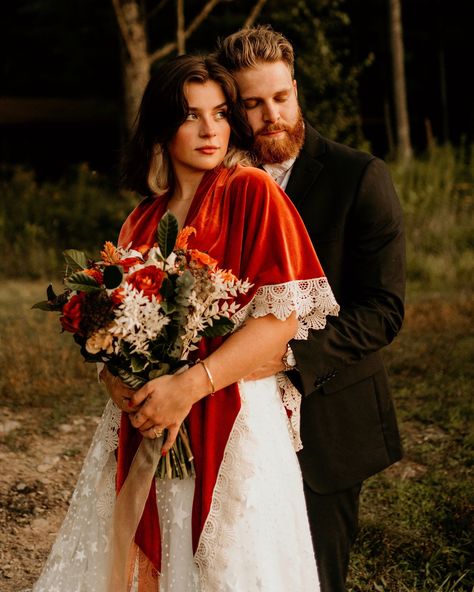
<box><xmin>262</xmin><ymin>101</ymin><xmax>280</xmax><ymax>124</ymax></box>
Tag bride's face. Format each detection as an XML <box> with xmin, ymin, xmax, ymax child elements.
<box><xmin>167</xmin><ymin>80</ymin><xmax>231</xmax><ymax>176</ymax></box>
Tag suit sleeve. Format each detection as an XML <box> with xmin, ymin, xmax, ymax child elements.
<box><xmin>290</xmin><ymin>157</ymin><xmax>406</xmax><ymax>395</ymax></box>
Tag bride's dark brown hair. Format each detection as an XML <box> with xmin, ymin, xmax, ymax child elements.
<box><xmin>122</xmin><ymin>55</ymin><xmax>253</xmax><ymax>196</ymax></box>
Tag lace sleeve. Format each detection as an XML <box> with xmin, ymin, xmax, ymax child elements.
<box><xmin>232</xmin><ymin>277</ymin><xmax>339</xmax><ymax>336</ymax></box>
<box><xmin>232</xmin><ymin>277</ymin><xmax>339</xmax><ymax>451</ymax></box>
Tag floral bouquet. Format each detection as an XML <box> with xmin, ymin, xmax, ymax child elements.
<box><xmin>34</xmin><ymin>211</ymin><xmax>251</xmax><ymax>478</ymax></box>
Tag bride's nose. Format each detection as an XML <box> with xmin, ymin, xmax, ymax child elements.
<box><xmin>199</xmin><ymin>116</ymin><xmax>217</xmax><ymax>137</ymax></box>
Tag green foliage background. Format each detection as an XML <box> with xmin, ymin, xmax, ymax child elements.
<box><xmin>2</xmin><ymin>144</ymin><xmax>472</xmax><ymax>292</ymax></box>
<box><xmin>0</xmin><ymin>165</ymin><xmax>137</xmax><ymax>278</ymax></box>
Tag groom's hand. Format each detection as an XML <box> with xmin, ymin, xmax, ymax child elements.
<box><xmin>244</xmin><ymin>344</ymin><xmax>287</xmax><ymax>381</ymax></box>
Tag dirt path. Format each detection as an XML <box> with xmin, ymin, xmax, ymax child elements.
<box><xmin>0</xmin><ymin>407</ymin><xmax>100</xmax><ymax>591</ymax></box>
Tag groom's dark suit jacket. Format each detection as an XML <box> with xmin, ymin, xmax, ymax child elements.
<box><xmin>286</xmin><ymin>124</ymin><xmax>404</xmax><ymax>495</ymax></box>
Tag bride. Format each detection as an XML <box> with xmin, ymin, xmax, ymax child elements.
<box><xmin>33</xmin><ymin>55</ymin><xmax>338</xmax><ymax>592</ymax></box>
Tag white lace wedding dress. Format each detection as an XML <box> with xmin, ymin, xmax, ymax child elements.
<box><xmin>32</xmin><ymin>375</ymin><xmax>320</xmax><ymax>591</ymax></box>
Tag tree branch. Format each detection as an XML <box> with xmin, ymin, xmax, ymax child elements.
<box><xmin>243</xmin><ymin>0</ymin><xmax>268</xmax><ymax>28</ymax></box>
<box><xmin>146</xmin><ymin>0</ymin><xmax>171</xmax><ymax>21</ymax></box>
<box><xmin>184</xmin><ymin>0</ymin><xmax>221</xmax><ymax>39</ymax></box>
<box><xmin>148</xmin><ymin>0</ymin><xmax>221</xmax><ymax>64</ymax></box>
<box><xmin>148</xmin><ymin>40</ymin><xmax>178</xmax><ymax>64</ymax></box>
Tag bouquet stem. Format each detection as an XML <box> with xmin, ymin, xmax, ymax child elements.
<box><xmin>111</xmin><ymin>365</ymin><xmax>195</xmax><ymax>480</ymax></box>
<box><xmin>155</xmin><ymin>422</ymin><xmax>195</xmax><ymax>480</ymax></box>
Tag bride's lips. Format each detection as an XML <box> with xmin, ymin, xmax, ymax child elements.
<box><xmin>196</xmin><ymin>145</ymin><xmax>220</xmax><ymax>154</ymax></box>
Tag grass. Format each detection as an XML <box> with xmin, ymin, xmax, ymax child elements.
<box><xmin>348</xmin><ymin>291</ymin><xmax>474</xmax><ymax>591</ymax></box>
<box><xmin>0</xmin><ymin>280</ymin><xmax>105</xmax><ymax>432</ymax></box>
<box><xmin>0</xmin><ymin>281</ymin><xmax>472</xmax><ymax>590</ymax></box>
<box><xmin>390</xmin><ymin>143</ymin><xmax>474</xmax><ymax>292</ymax></box>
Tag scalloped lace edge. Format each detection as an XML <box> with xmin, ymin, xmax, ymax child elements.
<box><xmin>232</xmin><ymin>277</ymin><xmax>338</xmax><ymax>451</ymax></box>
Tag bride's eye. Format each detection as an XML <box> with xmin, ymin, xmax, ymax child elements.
<box><xmin>185</xmin><ymin>112</ymin><xmax>198</xmax><ymax>121</ymax></box>
<box><xmin>215</xmin><ymin>110</ymin><xmax>228</xmax><ymax>120</ymax></box>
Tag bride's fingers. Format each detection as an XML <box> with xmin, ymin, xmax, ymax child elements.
<box><xmin>130</xmin><ymin>384</ymin><xmax>151</xmax><ymax>408</ymax></box>
<box><xmin>138</xmin><ymin>418</ymin><xmax>154</xmax><ymax>432</ymax></box>
<box><xmin>161</xmin><ymin>425</ymin><xmax>179</xmax><ymax>455</ymax></box>
<box><xmin>141</xmin><ymin>426</ymin><xmax>163</xmax><ymax>440</ymax></box>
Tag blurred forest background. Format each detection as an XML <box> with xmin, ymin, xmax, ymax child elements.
<box><xmin>0</xmin><ymin>1</ymin><xmax>473</xmax><ymax>591</ymax></box>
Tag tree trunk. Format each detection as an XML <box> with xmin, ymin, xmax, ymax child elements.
<box><xmin>123</xmin><ymin>54</ymin><xmax>150</xmax><ymax>132</ymax></box>
<box><xmin>112</xmin><ymin>0</ymin><xmax>267</xmax><ymax>135</ymax></box>
<box><xmin>112</xmin><ymin>0</ymin><xmax>150</xmax><ymax>132</ymax></box>
<box><xmin>389</xmin><ymin>0</ymin><xmax>412</xmax><ymax>163</ymax></box>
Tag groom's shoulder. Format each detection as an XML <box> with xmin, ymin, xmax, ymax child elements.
<box><xmin>300</xmin><ymin>123</ymin><xmax>374</xmax><ymax>169</ymax></box>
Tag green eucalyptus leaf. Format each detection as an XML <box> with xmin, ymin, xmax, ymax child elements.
<box><xmin>65</xmin><ymin>272</ymin><xmax>101</xmax><ymax>293</ymax></box>
<box><xmin>200</xmin><ymin>316</ymin><xmax>234</xmax><ymax>338</ymax></box>
<box><xmin>63</xmin><ymin>249</ymin><xmax>89</xmax><ymax>270</ymax></box>
<box><xmin>177</xmin><ymin>269</ymin><xmax>195</xmax><ymax>290</ymax></box>
<box><xmin>103</xmin><ymin>265</ymin><xmax>123</xmax><ymax>289</ymax></box>
<box><xmin>157</xmin><ymin>211</ymin><xmax>179</xmax><ymax>258</ymax></box>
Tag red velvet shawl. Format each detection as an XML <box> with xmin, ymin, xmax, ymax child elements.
<box><xmin>116</xmin><ymin>164</ymin><xmax>327</xmax><ymax>581</ymax></box>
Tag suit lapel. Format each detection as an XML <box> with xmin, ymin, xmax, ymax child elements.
<box><xmin>285</xmin><ymin>152</ymin><xmax>323</xmax><ymax>209</ymax></box>
<box><xmin>285</xmin><ymin>124</ymin><xmax>325</xmax><ymax>210</ymax></box>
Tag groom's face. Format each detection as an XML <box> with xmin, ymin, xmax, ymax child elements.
<box><xmin>233</xmin><ymin>60</ymin><xmax>304</xmax><ymax>164</ymax></box>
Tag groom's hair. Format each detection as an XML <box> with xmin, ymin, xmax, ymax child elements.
<box><xmin>215</xmin><ymin>25</ymin><xmax>295</xmax><ymax>76</ymax></box>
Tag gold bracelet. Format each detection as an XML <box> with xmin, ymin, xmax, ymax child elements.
<box><xmin>199</xmin><ymin>360</ymin><xmax>215</xmax><ymax>395</ymax></box>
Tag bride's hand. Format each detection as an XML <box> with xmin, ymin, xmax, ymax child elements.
<box><xmin>100</xmin><ymin>366</ymin><xmax>136</xmax><ymax>413</ymax></box>
<box><xmin>129</xmin><ymin>374</ymin><xmax>194</xmax><ymax>454</ymax></box>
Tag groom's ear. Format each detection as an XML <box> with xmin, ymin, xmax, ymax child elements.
<box><xmin>293</xmin><ymin>79</ymin><xmax>298</xmax><ymax>97</ymax></box>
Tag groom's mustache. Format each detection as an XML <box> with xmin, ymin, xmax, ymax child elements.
<box><xmin>255</xmin><ymin>123</ymin><xmax>289</xmax><ymax>136</ymax></box>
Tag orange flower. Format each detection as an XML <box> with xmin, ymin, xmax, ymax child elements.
<box><xmin>136</xmin><ymin>244</ymin><xmax>152</xmax><ymax>257</ymax></box>
<box><xmin>127</xmin><ymin>266</ymin><xmax>166</xmax><ymax>301</ymax></box>
<box><xmin>219</xmin><ymin>269</ymin><xmax>238</xmax><ymax>282</ymax></box>
<box><xmin>176</xmin><ymin>226</ymin><xmax>196</xmax><ymax>250</ymax></box>
<box><xmin>188</xmin><ymin>249</ymin><xmax>218</xmax><ymax>269</ymax></box>
<box><xmin>83</xmin><ymin>268</ymin><xmax>103</xmax><ymax>285</ymax></box>
<box><xmin>101</xmin><ymin>241</ymin><xmax>121</xmax><ymax>265</ymax></box>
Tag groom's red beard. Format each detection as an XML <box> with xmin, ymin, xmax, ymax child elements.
<box><xmin>251</xmin><ymin>110</ymin><xmax>305</xmax><ymax>164</ymax></box>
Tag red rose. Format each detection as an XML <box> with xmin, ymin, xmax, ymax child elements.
<box><xmin>60</xmin><ymin>292</ymin><xmax>86</xmax><ymax>334</ymax></box>
<box><xmin>127</xmin><ymin>266</ymin><xmax>166</xmax><ymax>301</ymax></box>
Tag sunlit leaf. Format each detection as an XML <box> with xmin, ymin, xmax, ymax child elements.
<box><xmin>63</xmin><ymin>249</ymin><xmax>89</xmax><ymax>270</ymax></box>
<box><xmin>157</xmin><ymin>211</ymin><xmax>179</xmax><ymax>258</ymax></box>
<box><xmin>65</xmin><ymin>272</ymin><xmax>101</xmax><ymax>293</ymax></box>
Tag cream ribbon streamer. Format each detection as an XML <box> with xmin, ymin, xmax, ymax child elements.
<box><xmin>107</xmin><ymin>436</ymin><xmax>163</xmax><ymax>592</ymax></box>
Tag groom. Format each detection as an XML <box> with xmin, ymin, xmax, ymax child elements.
<box><xmin>215</xmin><ymin>26</ymin><xmax>405</xmax><ymax>592</ymax></box>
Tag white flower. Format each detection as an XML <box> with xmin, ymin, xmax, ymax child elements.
<box><xmin>110</xmin><ymin>283</ymin><xmax>169</xmax><ymax>355</ymax></box>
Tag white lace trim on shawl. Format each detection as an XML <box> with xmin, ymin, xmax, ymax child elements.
<box><xmin>232</xmin><ymin>277</ymin><xmax>339</xmax><ymax>451</ymax></box>
<box><xmin>193</xmin><ymin>386</ymin><xmax>251</xmax><ymax>589</ymax></box>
